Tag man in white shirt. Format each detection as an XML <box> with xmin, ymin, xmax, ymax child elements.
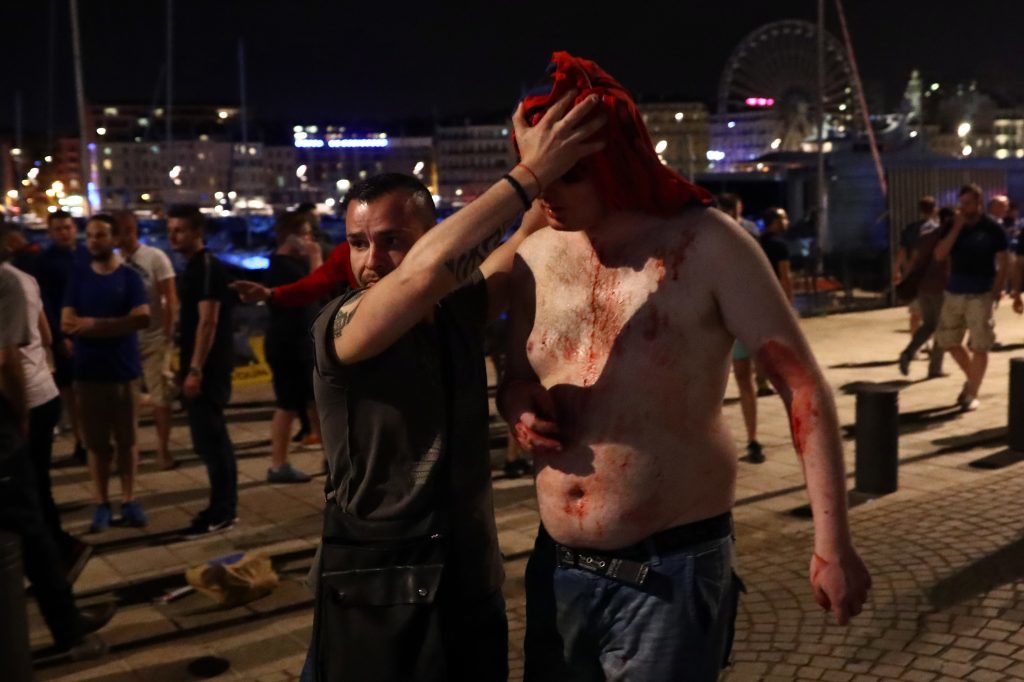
<box><xmin>114</xmin><ymin>211</ymin><xmax>179</xmax><ymax>469</ymax></box>
<box><xmin>2</xmin><ymin>225</ymin><xmax>94</xmax><ymax>582</ymax></box>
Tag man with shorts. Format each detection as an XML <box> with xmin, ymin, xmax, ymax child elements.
<box><xmin>35</xmin><ymin>209</ymin><xmax>89</xmax><ymax>461</ymax></box>
<box><xmin>933</xmin><ymin>184</ymin><xmax>1008</xmax><ymax>411</ymax></box>
<box><xmin>62</xmin><ymin>215</ymin><xmax>150</xmax><ymax>531</ymax></box>
<box><xmin>499</xmin><ymin>52</ymin><xmax>870</xmax><ymax>681</ymax></box>
<box><xmin>115</xmin><ymin>210</ymin><xmax>179</xmax><ymax>470</ymax></box>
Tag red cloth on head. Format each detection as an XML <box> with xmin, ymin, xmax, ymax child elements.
<box><xmin>520</xmin><ymin>52</ymin><xmax>712</xmax><ymax>217</ymax></box>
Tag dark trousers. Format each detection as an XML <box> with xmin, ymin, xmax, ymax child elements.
<box><xmin>0</xmin><ymin>444</ymin><xmax>80</xmax><ymax>648</ymax></box>
<box><xmin>902</xmin><ymin>292</ymin><xmax>945</xmax><ymax>376</ymax></box>
<box><xmin>182</xmin><ymin>380</ymin><xmax>237</xmax><ymax>521</ymax></box>
<box><xmin>28</xmin><ymin>397</ymin><xmax>73</xmax><ymax>554</ymax></box>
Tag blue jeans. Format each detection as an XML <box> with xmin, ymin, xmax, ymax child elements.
<box><xmin>524</xmin><ymin>527</ymin><xmax>742</xmax><ymax>682</ymax></box>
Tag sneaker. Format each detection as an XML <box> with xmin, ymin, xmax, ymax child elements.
<box><xmin>120</xmin><ymin>500</ymin><xmax>148</xmax><ymax>527</ymax></box>
<box><xmin>267</xmin><ymin>462</ymin><xmax>312</xmax><ymax>484</ymax></box>
<box><xmin>898</xmin><ymin>351</ymin><xmax>911</xmax><ymax>376</ymax></box>
<box><xmin>746</xmin><ymin>440</ymin><xmax>766</xmax><ymax>464</ymax></box>
<box><xmin>79</xmin><ymin>601</ymin><xmax>117</xmax><ymax>635</ymax></box>
<box><xmin>65</xmin><ymin>633</ymin><xmax>108</xmax><ymax>661</ymax></box>
<box><xmin>959</xmin><ymin>394</ymin><xmax>981</xmax><ymax>412</ymax></box>
<box><xmin>180</xmin><ymin>515</ymin><xmax>238</xmax><ymax>540</ymax></box>
<box><xmin>89</xmin><ymin>504</ymin><xmax>112</xmax><ymax>533</ymax></box>
<box><xmin>299</xmin><ymin>433</ymin><xmax>322</xmax><ymax>448</ymax></box>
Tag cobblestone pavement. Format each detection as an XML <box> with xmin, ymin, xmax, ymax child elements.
<box><xmin>30</xmin><ymin>305</ymin><xmax>1024</xmax><ymax>681</ymax></box>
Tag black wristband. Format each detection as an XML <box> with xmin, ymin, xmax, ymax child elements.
<box><xmin>502</xmin><ymin>174</ymin><xmax>532</xmax><ymax>211</ymax></box>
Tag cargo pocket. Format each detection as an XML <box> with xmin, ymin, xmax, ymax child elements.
<box><xmin>312</xmin><ymin>534</ymin><xmax>446</xmax><ymax>682</ymax></box>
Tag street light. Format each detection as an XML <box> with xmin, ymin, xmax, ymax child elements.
<box><xmin>654</xmin><ymin>140</ymin><xmax>668</xmax><ymax>154</ymax></box>
<box><xmin>962</xmin><ymin>145</ymin><xmax>973</xmax><ymax>156</ymax></box>
<box><xmin>957</xmin><ymin>122</ymin><xmax>971</xmax><ymax>138</ymax></box>
<box><xmin>96</xmin><ymin>127</ymin><xmax>107</xmax><ymax>136</ymax></box>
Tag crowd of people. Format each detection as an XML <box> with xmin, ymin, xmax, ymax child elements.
<box><xmin>894</xmin><ymin>187</ymin><xmax>1024</xmax><ymax>409</ymax></box>
<box><xmin>32</xmin><ymin>52</ymin><xmax>1024</xmax><ymax>680</ymax></box>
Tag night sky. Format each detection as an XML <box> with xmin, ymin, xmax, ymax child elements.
<box><xmin>4</xmin><ymin>0</ymin><xmax>1023</xmax><ymax>138</ymax></box>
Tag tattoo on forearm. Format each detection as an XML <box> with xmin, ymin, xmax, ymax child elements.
<box><xmin>333</xmin><ymin>306</ymin><xmax>356</xmax><ymax>340</ymax></box>
<box><xmin>445</xmin><ymin>225</ymin><xmax>506</xmax><ymax>281</ymax></box>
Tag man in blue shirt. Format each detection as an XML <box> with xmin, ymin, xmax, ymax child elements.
<box><xmin>934</xmin><ymin>184</ymin><xmax>1008</xmax><ymax>411</ymax></box>
<box><xmin>61</xmin><ymin>214</ymin><xmax>150</xmax><ymax>531</ymax></box>
<box><xmin>34</xmin><ymin>210</ymin><xmax>90</xmax><ymax>460</ymax></box>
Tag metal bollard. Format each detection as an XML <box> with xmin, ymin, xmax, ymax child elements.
<box><xmin>1010</xmin><ymin>358</ymin><xmax>1024</xmax><ymax>453</ymax></box>
<box><xmin>854</xmin><ymin>384</ymin><xmax>899</xmax><ymax>495</ymax></box>
<box><xmin>0</xmin><ymin>531</ymin><xmax>32</xmax><ymax>682</ymax></box>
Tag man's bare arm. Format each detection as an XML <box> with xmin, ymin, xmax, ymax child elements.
<box><xmin>707</xmin><ymin>212</ymin><xmax>869</xmax><ymax>624</ymax></box>
<box><xmin>63</xmin><ymin>305</ymin><xmax>150</xmax><ymax>337</ymax></box>
<box><xmin>158</xmin><ymin>277</ymin><xmax>178</xmax><ymax>338</ymax></box>
<box><xmin>496</xmin><ymin>252</ymin><xmax>561</xmax><ymax>453</ymax></box>
<box><xmin>777</xmin><ymin>260</ymin><xmax>795</xmax><ymax>304</ymax></box>
<box><xmin>992</xmin><ymin>251</ymin><xmax>1008</xmax><ymax>299</ymax></box>
<box><xmin>334</xmin><ymin>94</ymin><xmax>606</xmax><ymax>364</ymax></box>
<box><xmin>480</xmin><ymin>202</ymin><xmax>549</xmax><ymax>320</ymax></box>
<box><xmin>188</xmin><ymin>300</ymin><xmax>220</xmax><ymax>371</ymax></box>
<box><xmin>932</xmin><ymin>214</ymin><xmax>964</xmax><ymax>262</ymax></box>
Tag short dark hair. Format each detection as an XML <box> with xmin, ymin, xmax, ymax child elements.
<box><xmin>87</xmin><ymin>213</ymin><xmax>118</xmax><ymax>236</ymax></box>
<box><xmin>763</xmin><ymin>207</ymin><xmax>785</xmax><ymax>227</ymax></box>
<box><xmin>959</xmin><ymin>183</ymin><xmax>983</xmax><ymax>199</ymax></box>
<box><xmin>167</xmin><ymin>204</ymin><xmax>207</xmax><ymax>233</ymax></box>
<box><xmin>341</xmin><ymin>173</ymin><xmax>436</xmax><ymax>224</ymax></box>
<box><xmin>918</xmin><ymin>196</ymin><xmax>936</xmax><ymax>214</ymax></box>
<box><xmin>47</xmin><ymin>209</ymin><xmax>72</xmax><ymax>226</ymax></box>
<box><xmin>295</xmin><ymin>202</ymin><xmax>317</xmax><ymax>214</ymax></box>
<box><xmin>718</xmin><ymin>193</ymin><xmax>741</xmax><ymax>213</ymax></box>
<box><xmin>111</xmin><ymin>209</ymin><xmax>138</xmax><ymax>237</ymax></box>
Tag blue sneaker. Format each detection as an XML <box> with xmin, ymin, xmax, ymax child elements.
<box><xmin>120</xmin><ymin>500</ymin><xmax>148</xmax><ymax>527</ymax></box>
<box><xmin>90</xmin><ymin>504</ymin><xmax>112</xmax><ymax>533</ymax></box>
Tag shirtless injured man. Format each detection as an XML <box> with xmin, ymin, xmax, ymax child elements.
<box><xmin>498</xmin><ymin>52</ymin><xmax>871</xmax><ymax>682</ymax></box>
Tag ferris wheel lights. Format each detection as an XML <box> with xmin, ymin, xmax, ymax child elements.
<box><xmin>744</xmin><ymin>97</ymin><xmax>776</xmax><ymax>108</ymax></box>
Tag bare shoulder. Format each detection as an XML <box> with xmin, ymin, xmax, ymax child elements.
<box><xmin>516</xmin><ymin>226</ymin><xmax>571</xmax><ymax>268</ymax></box>
<box><xmin>677</xmin><ymin>206</ymin><xmax>757</xmax><ymax>255</ymax></box>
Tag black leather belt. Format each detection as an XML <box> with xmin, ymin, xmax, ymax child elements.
<box><xmin>553</xmin><ymin>512</ymin><xmax>733</xmax><ymax>587</ymax></box>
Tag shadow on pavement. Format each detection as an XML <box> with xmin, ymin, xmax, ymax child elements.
<box><xmin>830</xmin><ymin>359</ymin><xmax>900</xmax><ymax>369</ymax></box>
<box><xmin>927</xmin><ymin>535</ymin><xmax>1024</xmax><ymax>612</ymax></box>
<box><xmin>841</xmin><ymin>403</ymin><xmax>965</xmax><ymax>439</ymax></box>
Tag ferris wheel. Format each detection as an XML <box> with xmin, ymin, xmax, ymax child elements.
<box><xmin>717</xmin><ymin>20</ymin><xmax>856</xmax><ymax>150</ymax></box>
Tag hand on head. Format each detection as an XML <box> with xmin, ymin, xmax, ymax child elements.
<box><xmin>512</xmin><ymin>92</ymin><xmax>606</xmax><ymax>191</ymax></box>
